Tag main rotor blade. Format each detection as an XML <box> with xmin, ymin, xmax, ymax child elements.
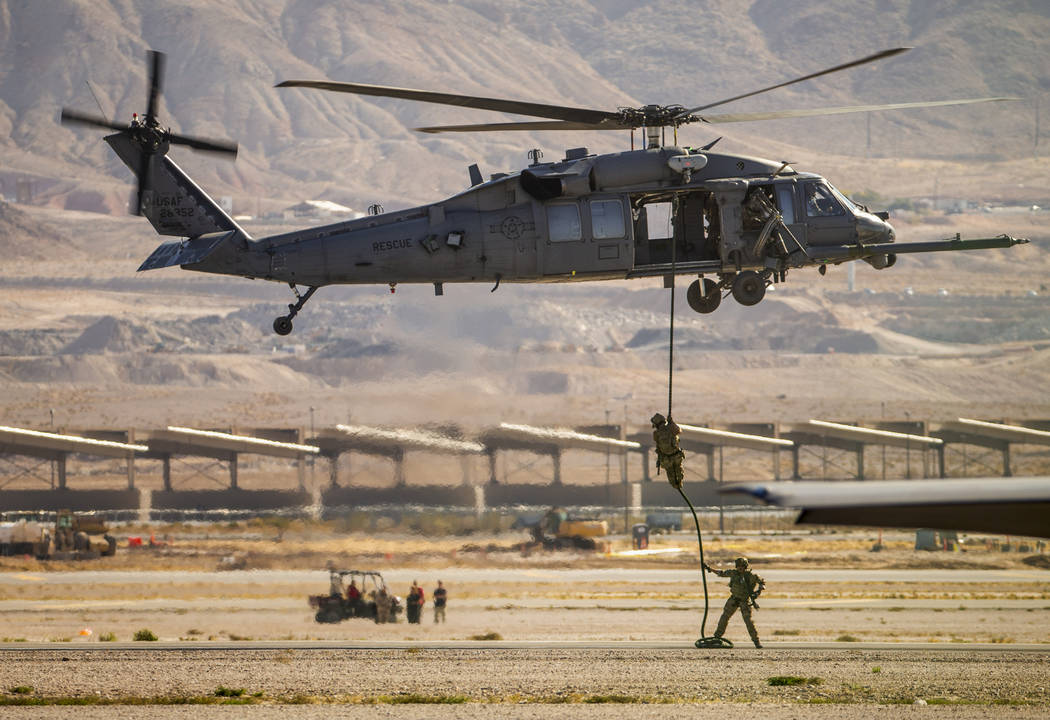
<box><xmin>277</xmin><ymin>79</ymin><xmax>619</xmax><ymax>125</ymax></box>
<box><xmin>415</xmin><ymin>120</ymin><xmax>627</xmax><ymax>134</ymax></box>
<box><xmin>698</xmin><ymin>97</ymin><xmax>1017</xmax><ymax>124</ymax></box>
<box><xmin>167</xmin><ymin>131</ymin><xmax>239</xmax><ymax>156</ymax></box>
<box><xmin>680</xmin><ymin>47</ymin><xmax>912</xmax><ymax>117</ymax></box>
<box><xmin>61</xmin><ymin>108</ymin><xmax>128</xmax><ymax>132</ymax></box>
<box><xmin>145</xmin><ymin>50</ymin><xmax>166</xmax><ymax>123</ymax></box>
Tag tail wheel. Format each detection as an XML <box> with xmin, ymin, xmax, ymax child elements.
<box><xmin>687</xmin><ymin>278</ymin><xmax>722</xmax><ymax>314</ymax></box>
<box><xmin>273</xmin><ymin>316</ymin><xmax>293</xmax><ymax>336</ymax></box>
<box><xmin>731</xmin><ymin>271</ymin><xmax>766</xmax><ymax>306</ymax></box>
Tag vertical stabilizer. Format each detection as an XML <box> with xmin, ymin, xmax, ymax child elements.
<box><xmin>105</xmin><ymin>133</ymin><xmax>249</xmax><ymax>240</ymax></box>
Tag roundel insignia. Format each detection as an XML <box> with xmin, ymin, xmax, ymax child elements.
<box><xmin>500</xmin><ymin>215</ymin><xmax>524</xmax><ymax>240</ymax></box>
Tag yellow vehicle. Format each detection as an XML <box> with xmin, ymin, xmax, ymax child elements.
<box><xmin>51</xmin><ymin>510</ymin><xmax>116</xmax><ymax>559</ymax></box>
<box><xmin>529</xmin><ymin>508</ymin><xmax>609</xmax><ymax>551</ymax></box>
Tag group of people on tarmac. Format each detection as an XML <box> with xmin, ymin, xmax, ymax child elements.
<box><xmin>327</xmin><ymin>570</ymin><xmax>448</xmax><ymax>624</ymax></box>
<box><xmin>406</xmin><ymin>580</ymin><xmax>448</xmax><ymax>624</ymax></box>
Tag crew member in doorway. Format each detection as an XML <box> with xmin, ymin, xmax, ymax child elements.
<box><xmin>704</xmin><ymin>557</ymin><xmax>765</xmax><ymax>648</ymax></box>
<box><xmin>433</xmin><ymin>580</ymin><xmax>447</xmax><ymax>623</ymax></box>
<box><xmin>651</xmin><ymin>413</ymin><xmax>685</xmax><ymax>489</ymax></box>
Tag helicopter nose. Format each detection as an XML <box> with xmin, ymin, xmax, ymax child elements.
<box><xmin>857</xmin><ymin>213</ymin><xmax>894</xmax><ymax>244</ymax></box>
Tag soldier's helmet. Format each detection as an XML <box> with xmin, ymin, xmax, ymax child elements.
<box><xmin>735</xmin><ymin>557</ymin><xmax>749</xmax><ymax>570</ymax></box>
<box><xmin>650</xmin><ymin>412</ymin><xmax>666</xmax><ymax>427</ymax></box>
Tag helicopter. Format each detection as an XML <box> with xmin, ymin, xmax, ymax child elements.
<box><xmin>62</xmin><ymin>48</ymin><xmax>1027</xmax><ymax>336</ymax></box>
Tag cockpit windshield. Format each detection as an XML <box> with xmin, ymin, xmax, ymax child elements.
<box><xmin>827</xmin><ymin>183</ymin><xmax>859</xmax><ymax>214</ymax></box>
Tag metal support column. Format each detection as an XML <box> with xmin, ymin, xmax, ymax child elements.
<box><xmin>297</xmin><ymin>427</ymin><xmax>306</xmax><ymax>491</ymax></box>
<box><xmin>641</xmin><ymin>448</ymin><xmax>651</xmax><ymax>482</ymax></box>
<box><xmin>162</xmin><ymin>455</ymin><xmax>172</xmax><ymax>492</ymax></box>
<box><xmin>1003</xmin><ymin>443</ymin><xmax>1012</xmax><ymax>477</ymax></box>
<box><xmin>460</xmin><ymin>454</ymin><xmax>473</xmax><ymax>487</ymax></box>
<box><xmin>229</xmin><ymin>453</ymin><xmax>238</xmax><ymax>490</ymax></box>
<box><xmin>937</xmin><ymin>444</ymin><xmax>946</xmax><ymax>478</ymax></box>
<box><xmin>792</xmin><ymin>445</ymin><xmax>801</xmax><ymax>479</ymax></box>
<box><xmin>706</xmin><ymin>450</ymin><xmax>715</xmax><ymax>482</ymax></box>
<box><xmin>551</xmin><ymin>450</ymin><xmax>562</xmax><ymax>486</ymax></box>
<box><xmin>488</xmin><ymin>450</ymin><xmax>498</xmax><ymax>484</ymax></box>
<box><xmin>126</xmin><ymin>429</ymin><xmax>136</xmax><ymax>490</ymax></box>
<box><xmin>56</xmin><ymin>454</ymin><xmax>67</xmax><ymax>490</ymax></box>
<box><xmin>328</xmin><ymin>453</ymin><xmax>340</xmax><ymax>488</ymax></box>
<box><xmin>856</xmin><ymin>444</ymin><xmax>865</xmax><ymax>480</ymax></box>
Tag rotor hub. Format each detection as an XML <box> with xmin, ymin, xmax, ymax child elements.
<box><xmin>616</xmin><ymin>104</ymin><xmax>695</xmax><ymax>129</ymax></box>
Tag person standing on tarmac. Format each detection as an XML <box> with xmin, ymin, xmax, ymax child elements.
<box><xmin>433</xmin><ymin>580</ymin><xmax>447</xmax><ymax>623</ymax></box>
<box><xmin>374</xmin><ymin>585</ymin><xmax>391</xmax><ymax>623</ymax></box>
<box><xmin>407</xmin><ymin>581</ymin><xmax>424</xmax><ymax>624</ymax></box>
<box><xmin>703</xmin><ymin>557</ymin><xmax>765</xmax><ymax>648</ymax></box>
<box><xmin>651</xmin><ymin>413</ymin><xmax>685</xmax><ymax>489</ymax></box>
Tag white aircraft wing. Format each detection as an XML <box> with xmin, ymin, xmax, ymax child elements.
<box><xmin>720</xmin><ymin>477</ymin><xmax>1050</xmax><ymax>538</ymax></box>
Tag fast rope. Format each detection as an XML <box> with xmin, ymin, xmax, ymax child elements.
<box><xmin>666</xmin><ymin>200</ymin><xmax>732</xmax><ymax>649</ymax></box>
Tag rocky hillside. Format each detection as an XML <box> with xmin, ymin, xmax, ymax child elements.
<box><xmin>0</xmin><ymin>0</ymin><xmax>1047</xmax><ymax>216</ymax></box>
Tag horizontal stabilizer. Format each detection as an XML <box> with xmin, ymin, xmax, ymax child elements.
<box><xmin>138</xmin><ymin>231</ymin><xmax>235</xmax><ymax>271</ymax></box>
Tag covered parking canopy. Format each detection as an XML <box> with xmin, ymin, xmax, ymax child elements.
<box><xmin>143</xmin><ymin>426</ymin><xmax>320</xmax><ymax>490</ymax></box>
<box><xmin>784</xmin><ymin>419</ymin><xmax>942</xmax><ymax>479</ymax></box>
<box><xmin>314</xmin><ymin>424</ymin><xmax>486</xmax><ymax>487</ymax></box>
<box><xmin>479</xmin><ymin>423</ymin><xmax>641</xmax><ymax>486</ymax></box>
<box><xmin>0</xmin><ymin>425</ymin><xmax>147</xmax><ymax>489</ymax></box>
<box><xmin>934</xmin><ymin>418</ymin><xmax>1050</xmax><ymax>477</ymax></box>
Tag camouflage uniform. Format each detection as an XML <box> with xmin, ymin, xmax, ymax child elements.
<box><xmin>705</xmin><ymin>557</ymin><xmax>765</xmax><ymax>648</ymax></box>
<box><xmin>651</xmin><ymin>413</ymin><xmax>685</xmax><ymax>489</ymax></box>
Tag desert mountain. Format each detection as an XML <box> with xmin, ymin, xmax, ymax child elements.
<box><xmin>0</xmin><ymin>0</ymin><xmax>1047</xmax><ymax>216</ymax></box>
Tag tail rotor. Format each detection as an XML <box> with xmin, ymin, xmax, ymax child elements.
<box><xmin>61</xmin><ymin>49</ymin><xmax>238</xmax><ymax>215</ymax></box>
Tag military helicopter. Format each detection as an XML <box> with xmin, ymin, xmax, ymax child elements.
<box><xmin>62</xmin><ymin>48</ymin><xmax>1027</xmax><ymax>335</ymax></box>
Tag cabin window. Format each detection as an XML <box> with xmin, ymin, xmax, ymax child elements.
<box><xmin>803</xmin><ymin>182</ymin><xmax>845</xmax><ymax>218</ymax></box>
<box><xmin>547</xmin><ymin>203</ymin><xmax>582</xmax><ymax>242</ymax></box>
<box><xmin>590</xmin><ymin>199</ymin><xmax>625</xmax><ymax>239</ymax></box>
<box><xmin>776</xmin><ymin>186</ymin><xmax>796</xmax><ymax>224</ymax></box>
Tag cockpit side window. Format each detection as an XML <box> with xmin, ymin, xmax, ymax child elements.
<box><xmin>804</xmin><ymin>182</ymin><xmax>845</xmax><ymax>218</ymax></box>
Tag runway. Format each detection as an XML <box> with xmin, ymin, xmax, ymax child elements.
<box><xmin>1</xmin><ymin>639</ymin><xmax>1048</xmax><ymax>652</ymax></box>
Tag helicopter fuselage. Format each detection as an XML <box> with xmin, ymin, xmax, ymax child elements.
<box><xmin>180</xmin><ymin>147</ymin><xmax>892</xmax><ymax>286</ymax></box>
<box><xmin>128</xmin><ymin>139</ymin><xmax>1024</xmax><ymax>333</ymax></box>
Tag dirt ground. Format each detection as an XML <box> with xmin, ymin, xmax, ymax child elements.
<box><xmin>0</xmin><ymin>528</ymin><xmax>1048</xmax><ymax>716</ymax></box>
<box><xmin>1</xmin><ymin>527</ymin><xmax>1048</xmax><ymax>645</ymax></box>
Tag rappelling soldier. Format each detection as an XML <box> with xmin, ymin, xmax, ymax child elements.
<box><xmin>704</xmin><ymin>556</ymin><xmax>765</xmax><ymax>648</ymax></box>
<box><xmin>651</xmin><ymin>413</ymin><xmax>685</xmax><ymax>489</ymax></box>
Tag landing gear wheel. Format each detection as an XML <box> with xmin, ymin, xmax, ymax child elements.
<box><xmin>687</xmin><ymin>278</ymin><xmax>722</xmax><ymax>314</ymax></box>
<box><xmin>731</xmin><ymin>270</ymin><xmax>766</xmax><ymax>306</ymax></box>
<box><xmin>271</xmin><ymin>284</ymin><xmax>319</xmax><ymax>335</ymax></box>
<box><xmin>273</xmin><ymin>316</ymin><xmax>293</xmax><ymax>336</ymax></box>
